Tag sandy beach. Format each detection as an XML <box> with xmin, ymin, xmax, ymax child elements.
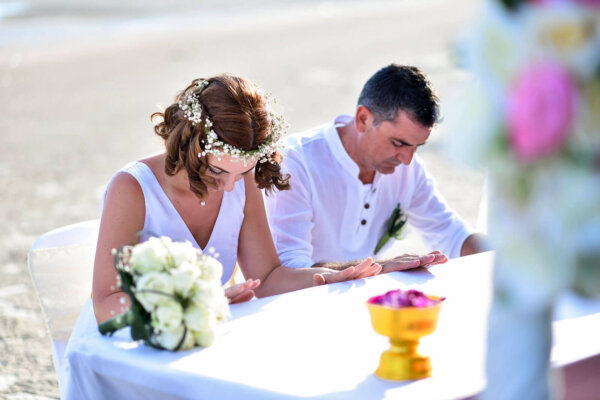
<box><xmin>0</xmin><ymin>0</ymin><xmax>482</xmax><ymax>397</ymax></box>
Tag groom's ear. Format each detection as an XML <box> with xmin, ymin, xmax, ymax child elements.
<box><xmin>355</xmin><ymin>105</ymin><xmax>373</xmax><ymax>133</ymax></box>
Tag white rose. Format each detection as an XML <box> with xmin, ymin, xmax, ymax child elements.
<box><xmin>130</xmin><ymin>237</ymin><xmax>170</xmax><ymax>274</ymax></box>
<box><xmin>213</xmin><ymin>295</ymin><xmax>230</xmax><ymax>321</ymax></box>
<box><xmin>178</xmin><ymin>329</ymin><xmax>196</xmax><ymax>351</ymax></box>
<box><xmin>166</xmin><ymin>240</ymin><xmax>199</xmax><ymax>268</ymax></box>
<box><xmin>154</xmin><ymin>324</ymin><xmax>185</xmax><ymax>351</ymax></box>
<box><xmin>200</xmin><ymin>255</ymin><xmax>223</xmax><ymax>283</ymax></box>
<box><xmin>171</xmin><ymin>261</ymin><xmax>201</xmax><ymax>298</ymax></box>
<box><xmin>134</xmin><ymin>272</ymin><xmax>175</xmax><ymax>311</ymax></box>
<box><xmin>191</xmin><ymin>327</ymin><xmax>217</xmax><ymax>348</ymax></box>
<box><xmin>183</xmin><ymin>304</ymin><xmax>215</xmax><ymax>332</ymax></box>
<box><xmin>191</xmin><ymin>280</ymin><xmax>225</xmax><ymax>306</ymax></box>
<box><xmin>190</xmin><ymin>282</ymin><xmax>230</xmax><ymax>322</ymax></box>
<box><xmin>152</xmin><ymin>300</ymin><xmax>184</xmax><ymax>333</ymax></box>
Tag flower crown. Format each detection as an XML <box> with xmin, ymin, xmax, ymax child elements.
<box><xmin>178</xmin><ymin>79</ymin><xmax>288</xmax><ymax>166</ymax></box>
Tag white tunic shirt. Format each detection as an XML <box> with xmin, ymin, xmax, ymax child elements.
<box><xmin>265</xmin><ymin>115</ymin><xmax>472</xmax><ymax>269</ymax></box>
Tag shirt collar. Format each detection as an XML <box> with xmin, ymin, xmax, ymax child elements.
<box><xmin>324</xmin><ymin>114</ymin><xmax>361</xmax><ymax>178</ymax></box>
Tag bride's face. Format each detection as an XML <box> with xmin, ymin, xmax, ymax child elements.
<box><xmin>204</xmin><ymin>154</ymin><xmax>256</xmax><ymax>192</ymax></box>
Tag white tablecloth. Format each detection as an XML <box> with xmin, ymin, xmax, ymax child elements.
<box><xmin>63</xmin><ymin>252</ymin><xmax>600</xmax><ymax>400</ymax></box>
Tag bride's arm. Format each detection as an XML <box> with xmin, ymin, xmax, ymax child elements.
<box><xmin>92</xmin><ymin>173</ymin><xmax>145</xmax><ymax>323</ymax></box>
<box><xmin>237</xmin><ymin>176</ymin><xmax>381</xmax><ymax>298</ymax></box>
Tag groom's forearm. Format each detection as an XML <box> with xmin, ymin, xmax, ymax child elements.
<box><xmin>460</xmin><ymin>233</ymin><xmax>488</xmax><ymax>256</ymax></box>
<box><xmin>311</xmin><ymin>259</ymin><xmax>367</xmax><ymax>271</ymax></box>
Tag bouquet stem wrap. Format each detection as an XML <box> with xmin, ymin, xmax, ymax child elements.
<box><xmin>98</xmin><ymin>310</ymin><xmax>135</xmax><ymax>335</ymax></box>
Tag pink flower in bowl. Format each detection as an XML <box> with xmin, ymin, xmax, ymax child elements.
<box><xmin>368</xmin><ymin>289</ymin><xmax>445</xmax><ymax>308</ymax></box>
<box><xmin>507</xmin><ymin>62</ymin><xmax>577</xmax><ymax>162</ymax></box>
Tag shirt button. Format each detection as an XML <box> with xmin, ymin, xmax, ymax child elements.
<box><xmin>364</xmin><ymin>203</ymin><xmax>370</xmax><ymax>209</ymax></box>
<box><xmin>372</xmin><ymin>188</ymin><xmax>377</xmax><ymax>193</ymax></box>
<box><xmin>361</xmin><ymin>219</ymin><xmax>367</xmax><ymax>225</ymax></box>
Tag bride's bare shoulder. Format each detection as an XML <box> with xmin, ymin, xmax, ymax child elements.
<box><xmin>105</xmin><ymin>171</ymin><xmax>143</xmax><ymax>207</ymax></box>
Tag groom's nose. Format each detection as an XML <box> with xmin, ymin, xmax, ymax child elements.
<box><xmin>396</xmin><ymin>146</ymin><xmax>417</xmax><ymax>165</ymax></box>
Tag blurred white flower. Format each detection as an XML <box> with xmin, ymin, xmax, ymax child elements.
<box><xmin>191</xmin><ymin>280</ymin><xmax>226</xmax><ymax>307</ymax></box>
<box><xmin>200</xmin><ymin>255</ymin><xmax>223</xmax><ymax>283</ymax></box>
<box><xmin>171</xmin><ymin>261</ymin><xmax>201</xmax><ymax>298</ymax></box>
<box><xmin>192</xmin><ymin>327</ymin><xmax>217</xmax><ymax>348</ymax></box>
<box><xmin>152</xmin><ymin>300</ymin><xmax>184</xmax><ymax>334</ymax></box>
<box><xmin>572</xmin><ymin>79</ymin><xmax>600</xmax><ymax>152</ymax></box>
<box><xmin>184</xmin><ymin>304</ymin><xmax>216</xmax><ymax>332</ymax></box>
<box><xmin>130</xmin><ymin>237</ymin><xmax>170</xmax><ymax>274</ymax></box>
<box><xmin>178</xmin><ymin>329</ymin><xmax>197</xmax><ymax>350</ymax></box>
<box><xmin>154</xmin><ymin>324</ymin><xmax>186</xmax><ymax>351</ymax></box>
<box><xmin>465</xmin><ymin>1</ymin><xmax>526</xmax><ymax>101</ymax></box>
<box><xmin>489</xmin><ymin>188</ymin><xmax>576</xmax><ymax>309</ymax></box>
<box><xmin>523</xmin><ymin>2</ymin><xmax>600</xmax><ymax>78</ymax></box>
<box><xmin>134</xmin><ymin>272</ymin><xmax>175</xmax><ymax>311</ymax></box>
<box><xmin>166</xmin><ymin>240</ymin><xmax>200</xmax><ymax>268</ymax></box>
<box><xmin>443</xmin><ymin>80</ymin><xmax>501</xmax><ymax>168</ymax></box>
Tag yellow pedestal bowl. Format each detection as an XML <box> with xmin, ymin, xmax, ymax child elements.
<box><xmin>367</xmin><ymin>296</ymin><xmax>443</xmax><ymax>381</ymax></box>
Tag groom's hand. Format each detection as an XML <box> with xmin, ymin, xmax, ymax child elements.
<box><xmin>380</xmin><ymin>251</ymin><xmax>448</xmax><ymax>274</ymax></box>
<box><xmin>313</xmin><ymin>258</ymin><xmax>381</xmax><ymax>285</ymax></box>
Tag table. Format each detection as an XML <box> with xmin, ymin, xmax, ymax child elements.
<box><xmin>63</xmin><ymin>252</ymin><xmax>600</xmax><ymax>400</ymax></box>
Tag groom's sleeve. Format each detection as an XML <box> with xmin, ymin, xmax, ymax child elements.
<box><xmin>265</xmin><ymin>151</ymin><xmax>316</xmax><ymax>269</ymax></box>
<box><xmin>405</xmin><ymin>156</ymin><xmax>473</xmax><ymax>259</ymax></box>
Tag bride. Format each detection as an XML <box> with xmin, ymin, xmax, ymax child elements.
<box><xmin>92</xmin><ymin>74</ymin><xmax>381</xmax><ymax>323</ymax></box>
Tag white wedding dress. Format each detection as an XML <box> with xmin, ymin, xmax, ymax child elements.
<box><xmin>60</xmin><ymin>161</ymin><xmax>246</xmax><ymax>399</ymax></box>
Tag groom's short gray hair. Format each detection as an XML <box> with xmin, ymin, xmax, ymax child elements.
<box><xmin>358</xmin><ymin>64</ymin><xmax>440</xmax><ymax>127</ymax></box>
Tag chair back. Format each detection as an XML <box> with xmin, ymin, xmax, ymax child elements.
<box><xmin>27</xmin><ymin>219</ymin><xmax>99</xmax><ymax>353</ymax></box>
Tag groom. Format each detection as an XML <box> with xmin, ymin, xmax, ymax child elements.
<box><xmin>265</xmin><ymin>64</ymin><xmax>483</xmax><ymax>273</ymax></box>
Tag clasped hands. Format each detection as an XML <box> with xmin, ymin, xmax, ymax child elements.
<box><xmin>225</xmin><ymin>251</ymin><xmax>448</xmax><ymax>304</ymax></box>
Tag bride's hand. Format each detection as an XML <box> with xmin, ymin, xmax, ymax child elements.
<box><xmin>313</xmin><ymin>258</ymin><xmax>381</xmax><ymax>285</ymax></box>
<box><xmin>225</xmin><ymin>279</ymin><xmax>260</xmax><ymax>304</ymax></box>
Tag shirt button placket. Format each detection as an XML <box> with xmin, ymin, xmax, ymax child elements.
<box><xmin>359</xmin><ymin>185</ymin><xmax>376</xmax><ymax>229</ymax></box>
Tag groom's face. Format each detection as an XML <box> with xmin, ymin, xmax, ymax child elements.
<box><xmin>365</xmin><ymin>110</ymin><xmax>431</xmax><ymax>174</ymax></box>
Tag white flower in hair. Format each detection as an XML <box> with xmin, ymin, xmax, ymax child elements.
<box><xmin>176</xmin><ymin>79</ymin><xmax>288</xmax><ymax>166</ymax></box>
<box><xmin>177</xmin><ymin>80</ymin><xmax>209</xmax><ymax>125</ymax></box>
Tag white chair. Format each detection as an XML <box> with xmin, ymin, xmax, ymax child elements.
<box><xmin>27</xmin><ymin>219</ymin><xmax>99</xmax><ymax>398</ymax></box>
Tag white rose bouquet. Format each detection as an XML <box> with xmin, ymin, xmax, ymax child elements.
<box><xmin>98</xmin><ymin>236</ymin><xmax>230</xmax><ymax>351</ymax></box>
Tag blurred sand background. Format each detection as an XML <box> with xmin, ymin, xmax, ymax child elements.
<box><xmin>0</xmin><ymin>0</ymin><xmax>483</xmax><ymax>397</ymax></box>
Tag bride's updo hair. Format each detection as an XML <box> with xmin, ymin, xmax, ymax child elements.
<box><xmin>151</xmin><ymin>74</ymin><xmax>290</xmax><ymax>199</ymax></box>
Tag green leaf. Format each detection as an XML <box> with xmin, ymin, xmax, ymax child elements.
<box><xmin>374</xmin><ymin>203</ymin><xmax>408</xmax><ymax>254</ymax></box>
<box><xmin>498</xmin><ymin>0</ymin><xmax>524</xmax><ymax>12</ymax></box>
<box><xmin>374</xmin><ymin>233</ymin><xmax>391</xmax><ymax>255</ymax></box>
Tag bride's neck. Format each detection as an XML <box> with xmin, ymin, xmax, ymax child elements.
<box><xmin>150</xmin><ymin>153</ymin><xmax>192</xmax><ymax>195</ymax></box>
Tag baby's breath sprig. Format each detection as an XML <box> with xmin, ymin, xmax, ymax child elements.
<box><xmin>176</xmin><ymin>79</ymin><xmax>287</xmax><ymax>166</ymax></box>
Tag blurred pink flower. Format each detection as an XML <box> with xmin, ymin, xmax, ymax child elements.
<box><xmin>507</xmin><ymin>62</ymin><xmax>576</xmax><ymax>162</ymax></box>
